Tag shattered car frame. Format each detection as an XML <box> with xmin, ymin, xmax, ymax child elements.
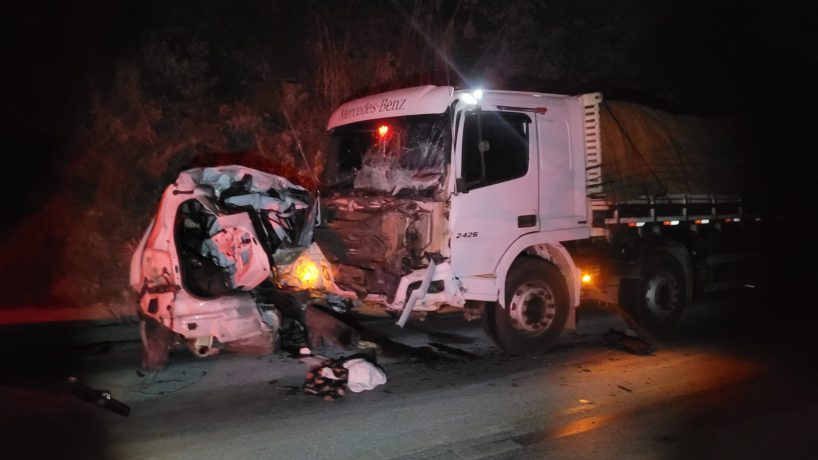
<box><xmin>130</xmin><ymin>166</ymin><xmax>353</xmax><ymax>368</ymax></box>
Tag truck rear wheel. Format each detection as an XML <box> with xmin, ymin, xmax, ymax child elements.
<box><xmin>624</xmin><ymin>254</ymin><xmax>687</xmax><ymax>335</ymax></box>
<box><xmin>484</xmin><ymin>258</ymin><xmax>570</xmax><ymax>354</ymax></box>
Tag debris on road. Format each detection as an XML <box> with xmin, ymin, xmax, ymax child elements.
<box><xmin>602</xmin><ymin>329</ymin><xmax>656</xmax><ymax>356</ymax></box>
<box><xmin>0</xmin><ymin>367</ymin><xmax>132</xmax><ymax>417</ymax></box>
<box><xmin>302</xmin><ymin>356</ymin><xmax>387</xmax><ymax>400</ymax></box>
<box><xmin>407</xmin><ymin>324</ymin><xmax>477</xmax><ymax>345</ymax></box>
<box><xmin>270</xmin><ymin>383</ymin><xmax>300</xmax><ymax>396</ymax></box>
<box><xmin>344</xmin><ymin>358</ymin><xmax>387</xmax><ymax>392</ymax></box>
<box><xmin>299</xmin><ymin>304</ymin><xmax>457</xmax><ymax>363</ymax></box>
<box><xmin>305</xmin><ymin>304</ymin><xmax>360</xmax><ymax>350</ymax></box>
<box><xmin>617</xmin><ymin>384</ymin><xmax>633</xmax><ymax>393</ymax></box>
<box><xmin>428</xmin><ymin>342</ymin><xmax>480</xmax><ymax>360</ymax></box>
<box><xmin>68</xmin><ymin>376</ymin><xmax>131</xmax><ymax>417</ymax></box>
<box><xmin>131</xmin><ymin>367</ymin><xmax>208</xmax><ymax>396</ymax></box>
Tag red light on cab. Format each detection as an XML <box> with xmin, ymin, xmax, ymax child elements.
<box><xmin>377</xmin><ymin>124</ymin><xmax>390</xmax><ymax>138</ymax></box>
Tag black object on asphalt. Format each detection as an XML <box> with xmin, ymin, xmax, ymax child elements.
<box><xmin>601</xmin><ymin>329</ymin><xmax>656</xmax><ymax>356</ymax></box>
<box><xmin>68</xmin><ymin>376</ymin><xmax>131</xmax><ymax>417</ymax></box>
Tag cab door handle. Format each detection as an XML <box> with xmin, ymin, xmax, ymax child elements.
<box><xmin>517</xmin><ymin>214</ymin><xmax>537</xmax><ymax>228</ymax></box>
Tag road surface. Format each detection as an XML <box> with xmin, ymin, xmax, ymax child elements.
<box><xmin>2</xmin><ymin>292</ymin><xmax>817</xmax><ymax>459</ymax></box>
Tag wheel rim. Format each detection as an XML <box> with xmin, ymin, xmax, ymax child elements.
<box><xmin>509</xmin><ymin>280</ymin><xmax>557</xmax><ymax>335</ymax></box>
<box><xmin>644</xmin><ymin>271</ymin><xmax>680</xmax><ymax>318</ymax></box>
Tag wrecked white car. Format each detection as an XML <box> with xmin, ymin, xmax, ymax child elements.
<box><xmin>130</xmin><ymin>166</ymin><xmax>352</xmax><ymax>369</ymax></box>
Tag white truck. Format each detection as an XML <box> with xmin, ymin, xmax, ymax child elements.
<box><xmin>314</xmin><ymin>85</ymin><xmax>760</xmax><ymax>353</ymax></box>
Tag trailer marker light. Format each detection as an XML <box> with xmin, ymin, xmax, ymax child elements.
<box><xmin>627</xmin><ymin>222</ymin><xmax>646</xmax><ymax>228</ymax></box>
<box><xmin>663</xmin><ymin>220</ymin><xmax>680</xmax><ymax>226</ymax></box>
<box><xmin>733</xmin><ymin>218</ymin><xmax>741</xmax><ymax>222</ymax></box>
<box><xmin>377</xmin><ymin>124</ymin><xmax>390</xmax><ymax>138</ymax></box>
<box><xmin>724</xmin><ymin>218</ymin><xmax>733</xmax><ymax>223</ymax></box>
<box><xmin>695</xmin><ymin>219</ymin><xmax>710</xmax><ymax>225</ymax></box>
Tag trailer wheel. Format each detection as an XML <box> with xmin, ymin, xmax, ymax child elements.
<box><xmin>484</xmin><ymin>258</ymin><xmax>570</xmax><ymax>354</ymax></box>
<box><xmin>139</xmin><ymin>317</ymin><xmax>177</xmax><ymax>370</ymax></box>
<box><xmin>627</xmin><ymin>254</ymin><xmax>687</xmax><ymax>334</ymax></box>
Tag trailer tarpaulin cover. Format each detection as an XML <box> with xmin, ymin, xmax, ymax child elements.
<box><xmin>599</xmin><ymin>101</ymin><xmax>752</xmax><ymax>201</ymax></box>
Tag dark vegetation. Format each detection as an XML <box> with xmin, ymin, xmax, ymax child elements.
<box><xmin>1</xmin><ymin>0</ymin><xmax>815</xmax><ymax>313</ymax></box>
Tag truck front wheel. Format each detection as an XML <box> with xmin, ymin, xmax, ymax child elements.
<box><xmin>484</xmin><ymin>258</ymin><xmax>570</xmax><ymax>354</ymax></box>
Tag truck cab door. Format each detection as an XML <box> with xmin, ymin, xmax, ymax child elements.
<box><xmin>449</xmin><ymin>108</ymin><xmax>539</xmax><ymax>277</ymax></box>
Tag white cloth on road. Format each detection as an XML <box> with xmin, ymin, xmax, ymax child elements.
<box><xmin>342</xmin><ymin>358</ymin><xmax>387</xmax><ymax>392</ymax></box>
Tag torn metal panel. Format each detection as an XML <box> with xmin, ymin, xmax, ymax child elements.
<box><xmin>389</xmin><ymin>262</ymin><xmax>464</xmax><ymax>313</ymax></box>
<box><xmin>181</xmin><ymin>166</ymin><xmax>310</xmax><ymax>204</ymax></box>
<box><xmin>139</xmin><ymin>288</ymin><xmax>271</xmax><ymax>343</ymax></box>
<box><xmin>203</xmin><ymin>212</ymin><xmax>272</xmax><ymax>290</ymax></box>
<box><xmin>396</xmin><ymin>260</ymin><xmax>437</xmax><ymax>327</ymax></box>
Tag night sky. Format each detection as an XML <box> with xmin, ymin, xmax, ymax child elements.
<box><xmin>5</xmin><ymin>1</ymin><xmax>816</xmax><ymax>186</ymax></box>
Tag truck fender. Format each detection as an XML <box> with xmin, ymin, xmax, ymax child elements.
<box><xmin>494</xmin><ymin>232</ymin><xmax>581</xmax><ymax>311</ymax></box>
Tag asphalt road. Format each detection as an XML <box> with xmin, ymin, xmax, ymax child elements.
<box><xmin>2</xmin><ymin>290</ymin><xmax>817</xmax><ymax>460</ymax></box>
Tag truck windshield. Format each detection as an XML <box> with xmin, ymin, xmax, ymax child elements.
<box><xmin>323</xmin><ymin>112</ymin><xmax>451</xmax><ymax>195</ymax></box>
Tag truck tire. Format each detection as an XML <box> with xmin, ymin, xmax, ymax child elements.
<box><xmin>625</xmin><ymin>254</ymin><xmax>687</xmax><ymax>335</ymax></box>
<box><xmin>484</xmin><ymin>257</ymin><xmax>570</xmax><ymax>354</ymax></box>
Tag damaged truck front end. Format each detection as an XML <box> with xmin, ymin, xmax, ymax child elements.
<box><xmin>130</xmin><ymin>166</ymin><xmax>350</xmax><ymax>369</ymax></box>
<box><xmin>314</xmin><ymin>87</ymin><xmax>467</xmax><ymax>319</ymax></box>
<box><xmin>313</xmin><ymin>85</ymin><xmax>586</xmax><ymax>354</ymax></box>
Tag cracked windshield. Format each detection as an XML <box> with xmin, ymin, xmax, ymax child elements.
<box><xmin>323</xmin><ymin>112</ymin><xmax>451</xmax><ymax>195</ymax></box>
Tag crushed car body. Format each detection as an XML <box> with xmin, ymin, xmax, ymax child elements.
<box><xmin>130</xmin><ymin>165</ymin><xmax>353</xmax><ymax>368</ymax></box>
